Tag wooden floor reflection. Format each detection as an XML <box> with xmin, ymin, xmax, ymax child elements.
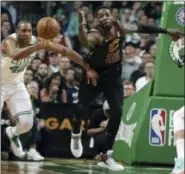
<box><xmin>1</xmin><ymin>161</ymin><xmax>58</xmax><ymax>174</ymax></box>
<box><xmin>1</xmin><ymin>159</ymin><xmax>172</xmax><ymax>174</ymax></box>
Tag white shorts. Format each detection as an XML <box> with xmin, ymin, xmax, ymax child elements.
<box><xmin>1</xmin><ymin>82</ymin><xmax>32</xmax><ymax>118</ymax></box>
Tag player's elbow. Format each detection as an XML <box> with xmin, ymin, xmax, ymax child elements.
<box><xmin>10</xmin><ymin>54</ymin><xmax>23</xmax><ymax>60</ymax></box>
<box><xmin>87</xmin><ymin>129</ymin><xmax>93</xmax><ymax>136</ymax></box>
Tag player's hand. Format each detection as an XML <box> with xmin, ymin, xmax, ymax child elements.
<box><xmin>100</xmin><ymin>120</ymin><xmax>108</xmax><ymax>129</ymax></box>
<box><xmin>167</xmin><ymin>29</ymin><xmax>184</xmax><ymax>41</ymax></box>
<box><xmin>111</xmin><ymin>17</ymin><xmax>118</xmax><ymax>24</ymax></box>
<box><xmin>86</xmin><ymin>67</ymin><xmax>98</xmax><ymax>86</ymax></box>
<box><xmin>37</xmin><ymin>37</ymin><xmax>51</xmax><ymax>49</ymax></box>
<box><xmin>79</xmin><ymin>10</ymin><xmax>87</xmax><ymax>25</ymax></box>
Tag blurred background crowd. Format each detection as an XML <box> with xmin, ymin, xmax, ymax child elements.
<box><xmin>1</xmin><ymin>1</ymin><xmax>161</xmax><ymax>161</ymax></box>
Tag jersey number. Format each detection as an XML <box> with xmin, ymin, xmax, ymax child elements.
<box><xmin>10</xmin><ymin>58</ymin><xmax>31</xmax><ymax>73</ymax></box>
<box><xmin>10</xmin><ymin>66</ymin><xmax>26</xmax><ymax>73</ymax></box>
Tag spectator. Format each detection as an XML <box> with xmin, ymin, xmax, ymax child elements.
<box><xmin>65</xmin><ymin>68</ymin><xmax>79</xmax><ymax>104</ymax></box>
<box><xmin>66</xmin><ymin>1</ymin><xmax>83</xmax><ymax>53</ymax></box>
<box><xmin>24</xmin><ymin>69</ymin><xmax>34</xmax><ymax>85</ymax></box>
<box><xmin>139</xmin><ymin>15</ymin><xmax>148</xmax><ymax>25</ymax></box>
<box><xmin>30</xmin><ymin>58</ymin><xmax>42</xmax><ymax>75</ymax></box>
<box><xmin>139</xmin><ymin>34</ymin><xmax>151</xmax><ymax>51</ymax></box>
<box><xmin>1</xmin><ymin>20</ymin><xmax>12</xmax><ymax>40</ymax></box>
<box><xmin>135</xmin><ymin>59</ymin><xmax>155</xmax><ymax>92</ymax></box>
<box><xmin>130</xmin><ymin>63</ymin><xmax>145</xmax><ymax>84</ymax></box>
<box><xmin>122</xmin><ymin>42</ymin><xmax>142</xmax><ymax>80</ymax></box>
<box><xmin>123</xmin><ymin>80</ymin><xmax>135</xmax><ymax>99</ymax></box>
<box><xmin>121</xmin><ymin>8</ymin><xmax>135</xmax><ymax>25</ymax></box>
<box><xmin>40</xmin><ymin>73</ymin><xmax>67</xmax><ymax>103</ymax></box>
<box><xmin>142</xmin><ymin>52</ymin><xmax>153</xmax><ymax>64</ymax></box>
<box><xmin>47</xmin><ymin>52</ymin><xmax>60</xmax><ymax>76</ymax></box>
<box><xmin>1</xmin><ymin>2</ymin><xmax>17</xmax><ymax>25</ymax></box>
<box><xmin>86</xmin><ymin>14</ymin><xmax>96</xmax><ymax>30</ymax></box>
<box><xmin>34</xmin><ymin>63</ymin><xmax>49</xmax><ymax>92</ymax></box>
<box><xmin>1</xmin><ymin>7</ymin><xmax>14</xmax><ymax>29</ymax></box>
<box><xmin>54</xmin><ymin>56</ymin><xmax>71</xmax><ymax>84</ymax></box>
<box><xmin>149</xmin><ymin>44</ymin><xmax>157</xmax><ymax>59</ymax></box>
<box><xmin>111</xmin><ymin>8</ymin><xmax>120</xmax><ymax>20</ymax></box>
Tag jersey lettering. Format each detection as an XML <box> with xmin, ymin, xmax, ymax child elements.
<box><xmin>106</xmin><ymin>39</ymin><xmax>120</xmax><ymax>64</ymax></box>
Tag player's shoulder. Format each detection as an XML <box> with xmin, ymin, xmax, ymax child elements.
<box><xmin>2</xmin><ymin>34</ymin><xmax>17</xmax><ymax>43</ymax></box>
<box><xmin>1</xmin><ymin>34</ymin><xmax>17</xmax><ymax>55</ymax></box>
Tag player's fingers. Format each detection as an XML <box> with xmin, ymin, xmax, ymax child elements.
<box><xmin>87</xmin><ymin>76</ymin><xmax>90</xmax><ymax>84</ymax></box>
<box><xmin>92</xmin><ymin>79</ymin><xmax>97</xmax><ymax>86</ymax></box>
<box><xmin>91</xmin><ymin>76</ymin><xmax>97</xmax><ymax>86</ymax></box>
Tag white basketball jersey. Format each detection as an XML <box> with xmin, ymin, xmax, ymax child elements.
<box><xmin>1</xmin><ymin>33</ymin><xmax>37</xmax><ymax>84</ymax></box>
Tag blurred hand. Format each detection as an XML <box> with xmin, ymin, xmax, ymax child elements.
<box><xmin>167</xmin><ymin>29</ymin><xmax>184</xmax><ymax>41</ymax></box>
<box><xmin>100</xmin><ymin>120</ymin><xmax>108</xmax><ymax>129</ymax></box>
<box><xmin>37</xmin><ymin>37</ymin><xmax>51</xmax><ymax>49</ymax></box>
<box><xmin>79</xmin><ymin>10</ymin><xmax>86</xmax><ymax>25</ymax></box>
<box><xmin>86</xmin><ymin>67</ymin><xmax>98</xmax><ymax>86</ymax></box>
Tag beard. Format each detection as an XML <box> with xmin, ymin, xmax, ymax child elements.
<box><xmin>18</xmin><ymin>37</ymin><xmax>31</xmax><ymax>46</ymax></box>
<box><xmin>99</xmin><ymin>20</ymin><xmax>114</xmax><ymax>30</ymax></box>
<box><xmin>39</xmin><ymin>73</ymin><xmax>47</xmax><ymax>78</ymax></box>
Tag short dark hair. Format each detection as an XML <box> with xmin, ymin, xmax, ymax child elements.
<box><xmin>123</xmin><ymin>80</ymin><xmax>134</xmax><ymax>87</ymax></box>
<box><xmin>94</xmin><ymin>5</ymin><xmax>111</xmax><ymax>16</ymax></box>
<box><xmin>123</xmin><ymin>80</ymin><xmax>135</xmax><ymax>90</ymax></box>
<box><xmin>16</xmin><ymin>20</ymin><xmax>32</xmax><ymax>29</ymax></box>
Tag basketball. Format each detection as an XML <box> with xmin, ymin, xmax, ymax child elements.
<box><xmin>36</xmin><ymin>17</ymin><xmax>60</xmax><ymax>40</ymax></box>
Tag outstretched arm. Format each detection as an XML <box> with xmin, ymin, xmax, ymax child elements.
<box><xmin>78</xmin><ymin>10</ymin><xmax>88</xmax><ymax>45</ymax></box>
<box><xmin>1</xmin><ymin>37</ymin><xmax>46</xmax><ymax>60</ymax></box>
<box><xmin>78</xmin><ymin>10</ymin><xmax>103</xmax><ymax>48</ymax></box>
<box><xmin>47</xmin><ymin>41</ymin><xmax>98</xmax><ymax>86</ymax></box>
<box><xmin>47</xmin><ymin>42</ymin><xmax>90</xmax><ymax>70</ymax></box>
<box><xmin>114</xmin><ymin>20</ymin><xmax>184</xmax><ymax>38</ymax></box>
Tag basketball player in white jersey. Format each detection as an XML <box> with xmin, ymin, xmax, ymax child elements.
<box><xmin>171</xmin><ymin>38</ymin><xmax>184</xmax><ymax>174</ymax></box>
<box><xmin>1</xmin><ymin>20</ymin><xmax>98</xmax><ymax>158</ymax></box>
<box><xmin>172</xmin><ymin>106</ymin><xmax>184</xmax><ymax>174</ymax></box>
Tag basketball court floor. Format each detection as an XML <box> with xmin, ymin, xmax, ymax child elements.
<box><xmin>1</xmin><ymin>159</ymin><xmax>172</xmax><ymax>174</ymax></box>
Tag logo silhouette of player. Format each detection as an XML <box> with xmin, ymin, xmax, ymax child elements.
<box><xmin>151</xmin><ymin>111</ymin><xmax>166</xmax><ymax>145</ymax></box>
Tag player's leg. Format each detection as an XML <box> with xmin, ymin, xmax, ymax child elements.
<box><xmin>1</xmin><ymin>86</ymin><xmax>6</xmax><ymax>113</ymax></box>
<box><xmin>98</xmin><ymin>68</ymin><xmax>124</xmax><ymax>171</ymax></box>
<box><xmin>172</xmin><ymin>106</ymin><xmax>184</xmax><ymax>174</ymax></box>
<box><xmin>5</xmin><ymin>85</ymin><xmax>34</xmax><ymax>158</ymax></box>
<box><xmin>71</xmin><ymin>77</ymin><xmax>101</xmax><ymax>158</ymax></box>
<box><xmin>26</xmin><ymin>118</ymin><xmax>44</xmax><ymax>161</ymax></box>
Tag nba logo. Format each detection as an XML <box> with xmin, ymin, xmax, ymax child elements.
<box><xmin>149</xmin><ymin>109</ymin><xmax>167</xmax><ymax>146</ymax></box>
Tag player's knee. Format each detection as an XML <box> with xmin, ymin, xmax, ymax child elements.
<box><xmin>19</xmin><ymin>113</ymin><xmax>34</xmax><ymax>132</ymax></box>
